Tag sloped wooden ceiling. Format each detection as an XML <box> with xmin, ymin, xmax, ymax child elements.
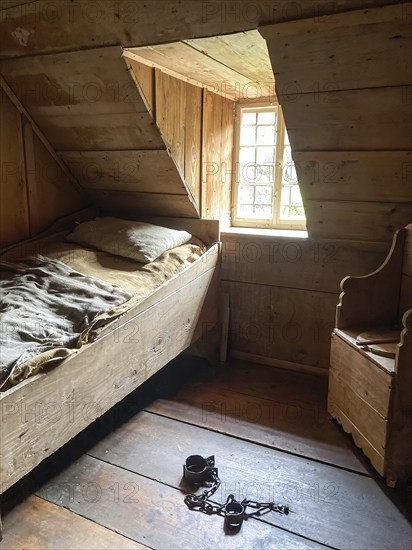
<box><xmin>124</xmin><ymin>30</ymin><xmax>275</xmax><ymax>100</ymax></box>
<box><xmin>0</xmin><ymin>46</ymin><xmax>199</xmax><ymax>218</ymax></box>
<box><xmin>1</xmin><ymin>1</ymin><xmax>409</xmax><ymax>238</ymax></box>
<box><xmin>0</xmin><ymin>0</ymin><xmax>402</xmax><ymax>59</ymax></box>
<box><xmin>0</xmin><ymin>82</ymin><xmax>87</xmax><ymax>247</ymax></box>
<box><xmin>260</xmin><ymin>3</ymin><xmax>412</xmax><ymax>243</ymax></box>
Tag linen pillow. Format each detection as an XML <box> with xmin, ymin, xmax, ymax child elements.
<box><xmin>66</xmin><ymin>217</ymin><xmax>192</xmax><ymax>263</ymax></box>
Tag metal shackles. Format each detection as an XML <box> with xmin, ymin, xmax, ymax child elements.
<box><xmin>183</xmin><ymin>454</ymin><xmax>217</xmax><ymax>484</ymax></box>
<box><xmin>182</xmin><ymin>454</ymin><xmax>291</xmax><ymax>533</ymax></box>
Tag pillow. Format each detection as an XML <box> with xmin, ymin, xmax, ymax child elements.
<box><xmin>66</xmin><ymin>217</ymin><xmax>192</xmax><ymax>263</ymax></box>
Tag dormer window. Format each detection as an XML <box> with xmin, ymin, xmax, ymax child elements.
<box><xmin>232</xmin><ymin>103</ymin><xmax>306</xmax><ymax>229</ymax></box>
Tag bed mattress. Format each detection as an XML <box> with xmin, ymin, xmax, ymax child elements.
<box><xmin>2</xmin><ymin>230</ymin><xmax>205</xmax><ymax>298</ymax></box>
<box><xmin>0</xmin><ymin>231</ymin><xmax>206</xmax><ymax>388</ymax></box>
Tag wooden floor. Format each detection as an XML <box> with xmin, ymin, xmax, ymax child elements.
<box><xmin>1</xmin><ymin>359</ymin><xmax>411</xmax><ymax>550</ymax></box>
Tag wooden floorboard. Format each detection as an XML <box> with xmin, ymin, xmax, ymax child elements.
<box><xmin>0</xmin><ymin>495</ymin><xmax>147</xmax><ymax>549</ymax></box>
<box><xmin>146</xmin><ymin>360</ymin><xmax>374</xmax><ymax>475</ymax></box>
<box><xmin>85</xmin><ymin>410</ymin><xmax>411</xmax><ymax>550</ymax></box>
<box><xmin>2</xmin><ymin>359</ymin><xmax>411</xmax><ymax>549</ymax></box>
<box><xmin>35</xmin><ymin>454</ymin><xmax>325</xmax><ymax>550</ymax></box>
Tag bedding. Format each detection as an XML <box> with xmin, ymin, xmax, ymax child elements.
<box><xmin>2</xmin><ymin>232</ymin><xmax>206</xmax><ymax>298</ymax></box>
<box><xmin>66</xmin><ymin>217</ymin><xmax>192</xmax><ymax>263</ymax></box>
<box><xmin>0</xmin><ymin>255</ymin><xmax>133</xmax><ymax>388</ymax></box>
<box><xmin>0</xmin><ymin>229</ymin><xmax>206</xmax><ymax>388</ymax></box>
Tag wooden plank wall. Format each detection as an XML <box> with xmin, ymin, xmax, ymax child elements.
<box><xmin>129</xmin><ymin>59</ymin><xmax>235</xmax><ymax>223</ymax></box>
<box><xmin>260</xmin><ymin>3</ymin><xmax>412</xmax><ymax>243</ymax></box>
<box><xmin>0</xmin><ymin>47</ymin><xmax>199</xmax><ymax>219</ymax></box>
<box><xmin>0</xmin><ymin>86</ymin><xmax>86</xmax><ymax>248</ymax></box>
<box><xmin>221</xmin><ymin>233</ymin><xmax>389</xmax><ymax>373</ymax></box>
<box><xmin>222</xmin><ymin>3</ymin><xmax>411</xmax><ymax>373</ymax></box>
<box><xmin>155</xmin><ymin>70</ymin><xmax>202</xmax><ymax>209</ymax></box>
<box><xmin>202</xmin><ymin>90</ymin><xmax>234</xmax><ymax>225</ymax></box>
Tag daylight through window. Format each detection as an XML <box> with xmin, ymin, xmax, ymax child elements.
<box><xmin>232</xmin><ymin>104</ymin><xmax>306</xmax><ymax>229</ymax></box>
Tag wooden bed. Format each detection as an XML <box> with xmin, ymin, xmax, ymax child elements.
<box><xmin>0</xmin><ymin>214</ymin><xmax>221</xmax><ymax>533</ymax></box>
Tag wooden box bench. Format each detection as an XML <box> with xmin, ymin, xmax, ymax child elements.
<box><xmin>328</xmin><ymin>224</ymin><xmax>412</xmax><ymax>486</ymax></box>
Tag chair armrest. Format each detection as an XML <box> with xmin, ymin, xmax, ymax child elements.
<box><xmin>395</xmin><ymin>309</ymin><xmax>412</xmax><ymax>375</ymax></box>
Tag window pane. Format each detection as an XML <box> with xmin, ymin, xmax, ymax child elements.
<box><xmin>238</xmin><ymin>203</ymin><xmax>254</xmax><ymax>216</ymax></box>
<box><xmin>239</xmin><ymin>163</ymin><xmax>258</xmax><ymax>183</ymax></box>
<box><xmin>280</xmin><ymin>183</ymin><xmax>305</xmax><ymax>220</ymax></box>
<box><xmin>255</xmin><ymin>185</ymin><xmax>273</xmax><ymax>204</ymax></box>
<box><xmin>237</xmin><ymin>181</ymin><xmax>273</xmax><ymax>219</ymax></box>
<box><xmin>256</xmin><ymin>147</ymin><xmax>274</xmax><ymax>183</ymax></box>
<box><xmin>242</xmin><ymin>112</ymin><xmax>256</xmax><ymax>125</ymax></box>
<box><xmin>240</xmin><ymin>125</ymin><xmax>256</xmax><ymax>146</ymax></box>
<box><xmin>282</xmin><ymin>144</ymin><xmax>297</xmax><ymax>185</ymax></box>
<box><xmin>257</xmin><ymin>125</ymin><xmax>275</xmax><ymax>145</ymax></box>
<box><xmin>291</xmin><ymin>185</ymin><xmax>303</xmax><ymax>204</ymax></box>
<box><xmin>255</xmin><ymin>205</ymin><xmax>272</xmax><ymax>217</ymax></box>
<box><xmin>239</xmin><ymin>185</ymin><xmax>254</xmax><ymax>204</ymax></box>
<box><xmin>257</xmin><ymin>164</ymin><xmax>273</xmax><ymax>183</ymax></box>
<box><xmin>256</xmin><ymin>147</ymin><xmax>274</xmax><ymax>164</ymax></box>
<box><xmin>258</xmin><ymin>111</ymin><xmax>276</xmax><ymax>124</ymax></box>
<box><xmin>281</xmin><ymin>203</ymin><xmax>305</xmax><ymax>219</ymax></box>
<box><xmin>282</xmin><ymin>144</ymin><xmax>293</xmax><ymax>164</ymax></box>
<box><xmin>239</xmin><ymin>142</ymin><xmax>258</xmax><ymax>183</ymax></box>
<box><xmin>239</xmin><ymin>147</ymin><xmax>255</xmax><ymax>166</ymax></box>
<box><xmin>282</xmin><ymin>162</ymin><xmax>298</xmax><ymax>185</ymax></box>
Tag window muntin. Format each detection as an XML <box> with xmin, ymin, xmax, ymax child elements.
<box><xmin>233</xmin><ymin>104</ymin><xmax>306</xmax><ymax>229</ymax></box>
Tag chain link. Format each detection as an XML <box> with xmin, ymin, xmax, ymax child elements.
<box><xmin>243</xmin><ymin>499</ymin><xmax>289</xmax><ymax>517</ymax></box>
<box><xmin>183</xmin><ymin>465</ymin><xmax>289</xmax><ymax>524</ymax></box>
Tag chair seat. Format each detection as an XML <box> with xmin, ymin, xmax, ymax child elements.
<box><xmin>356</xmin><ymin>327</ymin><xmax>400</xmax><ymax>359</ymax></box>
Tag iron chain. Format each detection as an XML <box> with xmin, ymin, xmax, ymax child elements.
<box><xmin>183</xmin><ymin>458</ymin><xmax>289</xmax><ymax>528</ymax></box>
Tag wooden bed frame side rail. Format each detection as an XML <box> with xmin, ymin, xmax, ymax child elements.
<box><xmin>336</xmin><ymin>228</ymin><xmax>406</xmax><ymax>329</ymax></box>
<box><xmin>96</xmin><ymin>243</ymin><xmax>221</xmax><ymax>340</ymax></box>
<box><xmin>0</xmin><ymin>247</ymin><xmax>219</xmax><ymax>495</ymax></box>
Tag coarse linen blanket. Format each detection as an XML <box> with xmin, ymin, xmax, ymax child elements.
<box><xmin>0</xmin><ymin>255</ymin><xmax>133</xmax><ymax>388</ymax></box>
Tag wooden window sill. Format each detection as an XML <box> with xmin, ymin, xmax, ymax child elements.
<box><xmin>221</xmin><ymin>227</ymin><xmax>308</xmax><ymax>239</ymax></box>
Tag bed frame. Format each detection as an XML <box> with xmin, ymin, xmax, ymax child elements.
<box><xmin>0</xmin><ymin>214</ymin><xmax>221</xmax><ymax>535</ymax></box>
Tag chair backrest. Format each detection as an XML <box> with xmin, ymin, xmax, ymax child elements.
<box><xmin>335</xmin><ymin>224</ymin><xmax>412</xmax><ymax>330</ymax></box>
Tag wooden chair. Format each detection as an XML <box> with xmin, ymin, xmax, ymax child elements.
<box><xmin>328</xmin><ymin>224</ymin><xmax>412</xmax><ymax>486</ymax></box>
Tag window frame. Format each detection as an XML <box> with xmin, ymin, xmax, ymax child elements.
<box><xmin>231</xmin><ymin>101</ymin><xmax>306</xmax><ymax>230</ymax></box>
